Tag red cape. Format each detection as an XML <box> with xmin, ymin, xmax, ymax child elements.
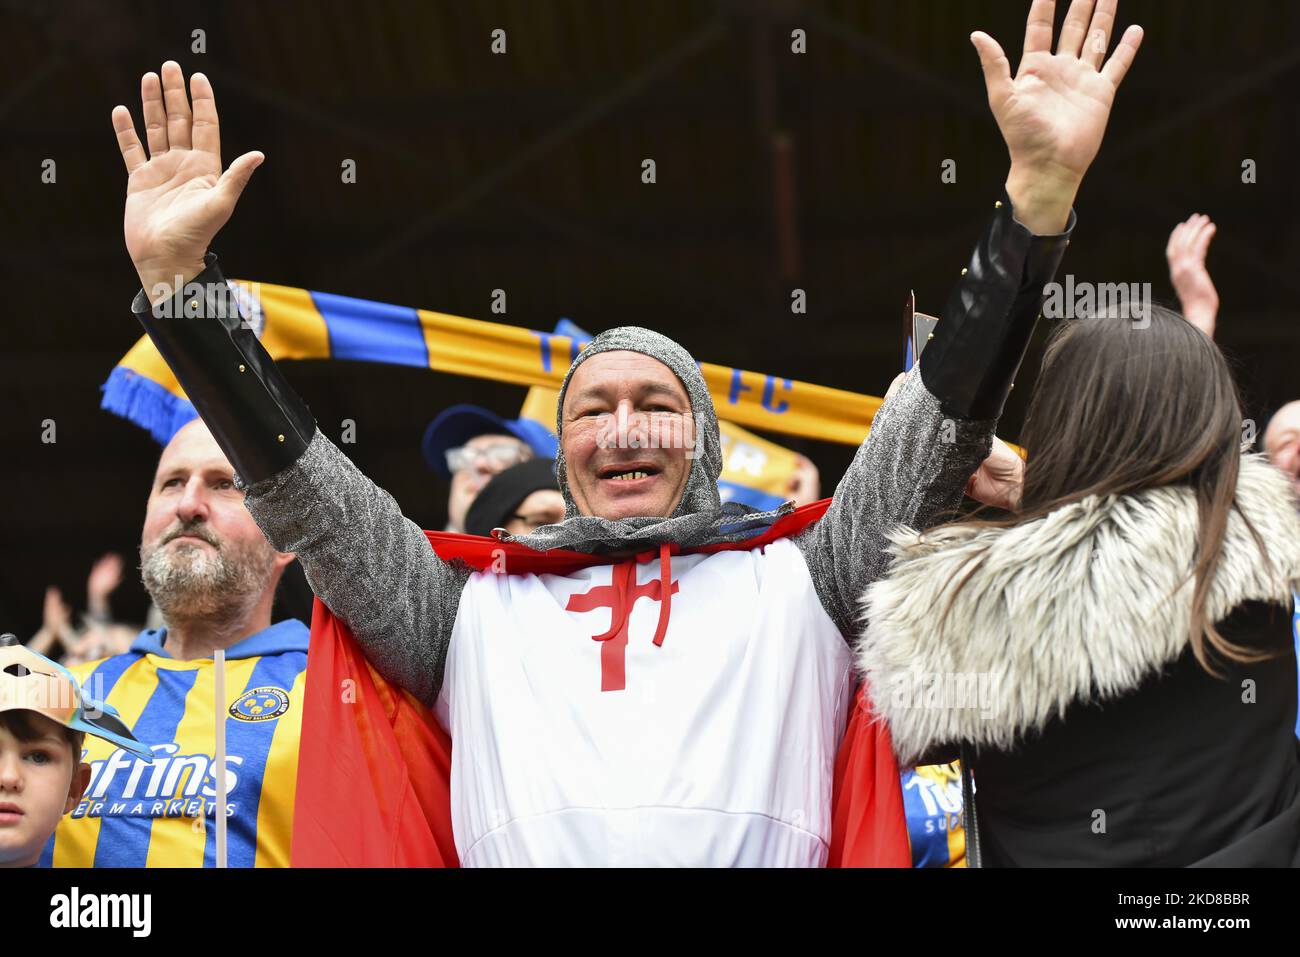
<box><xmin>290</xmin><ymin>500</ymin><xmax>909</xmax><ymax>867</ymax></box>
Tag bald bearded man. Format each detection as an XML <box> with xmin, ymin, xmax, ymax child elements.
<box><xmin>44</xmin><ymin>420</ymin><xmax>308</xmax><ymax>867</ymax></box>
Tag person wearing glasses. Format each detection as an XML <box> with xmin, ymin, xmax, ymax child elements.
<box><xmin>420</xmin><ymin>404</ymin><xmax>558</xmax><ymax>533</ymax></box>
<box><xmin>464</xmin><ymin>459</ymin><xmax>564</xmax><ymax>539</ymax></box>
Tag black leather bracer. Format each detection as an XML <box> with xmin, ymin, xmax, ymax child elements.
<box><xmin>130</xmin><ymin>252</ymin><xmax>317</xmax><ymax>485</ymax></box>
<box><xmin>920</xmin><ymin>191</ymin><xmax>1075</xmax><ymax>421</ymax></box>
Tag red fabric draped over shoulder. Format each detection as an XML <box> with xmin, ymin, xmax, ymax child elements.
<box><xmin>292</xmin><ymin>502</ymin><xmax>908</xmax><ymax>868</ymax></box>
<box><xmin>291</xmin><ymin>598</ymin><xmax>457</xmax><ymax>867</ymax></box>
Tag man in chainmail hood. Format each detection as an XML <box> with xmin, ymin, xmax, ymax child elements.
<box><xmin>518</xmin><ymin>325</ymin><xmax>787</xmax><ymax>556</ymax></box>
<box><xmin>110</xmin><ymin>0</ymin><xmax>1140</xmax><ymax>865</ymax></box>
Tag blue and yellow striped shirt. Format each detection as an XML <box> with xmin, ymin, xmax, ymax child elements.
<box><xmin>902</xmin><ymin>763</ymin><xmax>966</xmax><ymax>868</ymax></box>
<box><xmin>41</xmin><ymin>620</ymin><xmax>309</xmax><ymax>868</ymax></box>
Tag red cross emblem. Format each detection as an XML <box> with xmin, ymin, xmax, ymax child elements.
<box><xmin>565</xmin><ymin>559</ymin><xmax>679</xmax><ymax>692</ymax></box>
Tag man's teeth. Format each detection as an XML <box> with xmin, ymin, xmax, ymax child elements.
<box><xmin>609</xmin><ymin>470</ymin><xmax>649</xmax><ymax>481</ymax></box>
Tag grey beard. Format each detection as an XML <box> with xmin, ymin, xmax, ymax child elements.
<box><xmin>140</xmin><ymin>533</ymin><xmax>276</xmax><ymax>627</ymax></box>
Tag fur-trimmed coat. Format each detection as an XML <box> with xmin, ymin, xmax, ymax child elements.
<box><xmin>858</xmin><ymin>456</ymin><xmax>1300</xmax><ymax>867</ymax></box>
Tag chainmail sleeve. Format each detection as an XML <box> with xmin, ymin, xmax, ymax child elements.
<box><xmin>794</xmin><ymin>371</ymin><xmax>994</xmax><ymax>638</ymax></box>
<box><xmin>239</xmin><ymin>429</ymin><xmax>471</xmax><ymax>706</ymax></box>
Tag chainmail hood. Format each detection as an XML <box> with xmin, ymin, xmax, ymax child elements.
<box><xmin>509</xmin><ymin>326</ymin><xmax>788</xmax><ymax>554</ymax></box>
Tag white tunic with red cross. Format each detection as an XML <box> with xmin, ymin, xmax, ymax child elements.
<box><xmin>434</xmin><ymin>535</ymin><xmax>855</xmax><ymax>866</ymax></box>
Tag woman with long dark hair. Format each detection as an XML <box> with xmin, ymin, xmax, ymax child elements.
<box><xmin>858</xmin><ymin>305</ymin><xmax>1300</xmax><ymax>866</ymax></box>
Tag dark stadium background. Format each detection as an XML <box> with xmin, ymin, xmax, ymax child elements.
<box><xmin>3</xmin><ymin>0</ymin><xmax>1298</xmax><ymax>637</ymax></box>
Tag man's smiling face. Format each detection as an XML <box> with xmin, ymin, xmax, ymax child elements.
<box><xmin>561</xmin><ymin>351</ymin><xmax>695</xmax><ymax>521</ymax></box>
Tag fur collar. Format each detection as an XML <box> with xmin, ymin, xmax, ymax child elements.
<box><xmin>858</xmin><ymin>456</ymin><xmax>1300</xmax><ymax>765</ymax></box>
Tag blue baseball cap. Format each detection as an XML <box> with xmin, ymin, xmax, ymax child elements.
<box><xmin>421</xmin><ymin>404</ymin><xmax>558</xmax><ymax>479</ymax></box>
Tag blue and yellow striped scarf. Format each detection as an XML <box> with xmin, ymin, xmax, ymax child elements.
<box><xmin>102</xmin><ymin>280</ymin><xmax>890</xmax><ymax>508</ymax></box>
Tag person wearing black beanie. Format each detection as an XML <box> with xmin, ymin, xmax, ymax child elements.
<box><xmin>464</xmin><ymin>458</ymin><xmax>563</xmax><ymax>539</ymax></box>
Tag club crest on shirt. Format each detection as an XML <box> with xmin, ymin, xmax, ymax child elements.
<box><xmin>229</xmin><ymin>687</ymin><xmax>290</xmax><ymax>722</ymax></box>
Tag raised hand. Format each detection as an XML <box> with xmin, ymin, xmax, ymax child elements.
<box><xmin>86</xmin><ymin>552</ymin><xmax>125</xmax><ymax>615</ymax></box>
<box><xmin>112</xmin><ymin>62</ymin><xmax>264</xmax><ymax>303</ymax></box>
<box><xmin>1166</xmin><ymin>214</ymin><xmax>1219</xmax><ymax>338</ymax></box>
<box><xmin>26</xmin><ymin>585</ymin><xmax>73</xmax><ymax>656</ymax></box>
<box><xmin>971</xmin><ymin>0</ymin><xmax>1143</xmax><ymax>233</ymax></box>
<box><xmin>42</xmin><ymin>585</ymin><xmax>71</xmax><ymax>633</ymax></box>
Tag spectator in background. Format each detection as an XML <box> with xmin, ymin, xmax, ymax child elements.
<box><xmin>0</xmin><ymin>635</ymin><xmax>153</xmax><ymax>869</ymax></box>
<box><xmin>1165</xmin><ymin>215</ymin><xmax>1299</xmax><ymax>499</ymax></box>
<box><xmin>464</xmin><ymin>458</ymin><xmax>563</xmax><ymax>539</ymax></box>
<box><xmin>26</xmin><ymin>587</ymin><xmax>77</xmax><ymax>661</ymax></box>
<box><xmin>1171</xmin><ymin>216</ymin><xmax>1300</xmax><ymax>745</ymax></box>
<box><xmin>858</xmin><ymin>305</ymin><xmax>1300</xmax><ymax>866</ymax></box>
<box><xmin>1166</xmin><ymin>213</ymin><xmax>1219</xmax><ymax>338</ymax></box>
<box><xmin>1266</xmin><ymin>400</ymin><xmax>1300</xmax><ymax>741</ymax></box>
<box><xmin>1264</xmin><ymin>402</ymin><xmax>1300</xmax><ymax>499</ymax></box>
<box><xmin>44</xmin><ymin>419</ymin><xmax>309</xmax><ymax>868</ymax></box>
<box><xmin>421</xmin><ymin>404</ymin><xmax>557</xmax><ymax>532</ymax></box>
<box><xmin>65</xmin><ymin>555</ymin><xmax>138</xmax><ymax>666</ymax></box>
<box><xmin>28</xmin><ymin>554</ymin><xmax>138</xmax><ymax>665</ymax></box>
